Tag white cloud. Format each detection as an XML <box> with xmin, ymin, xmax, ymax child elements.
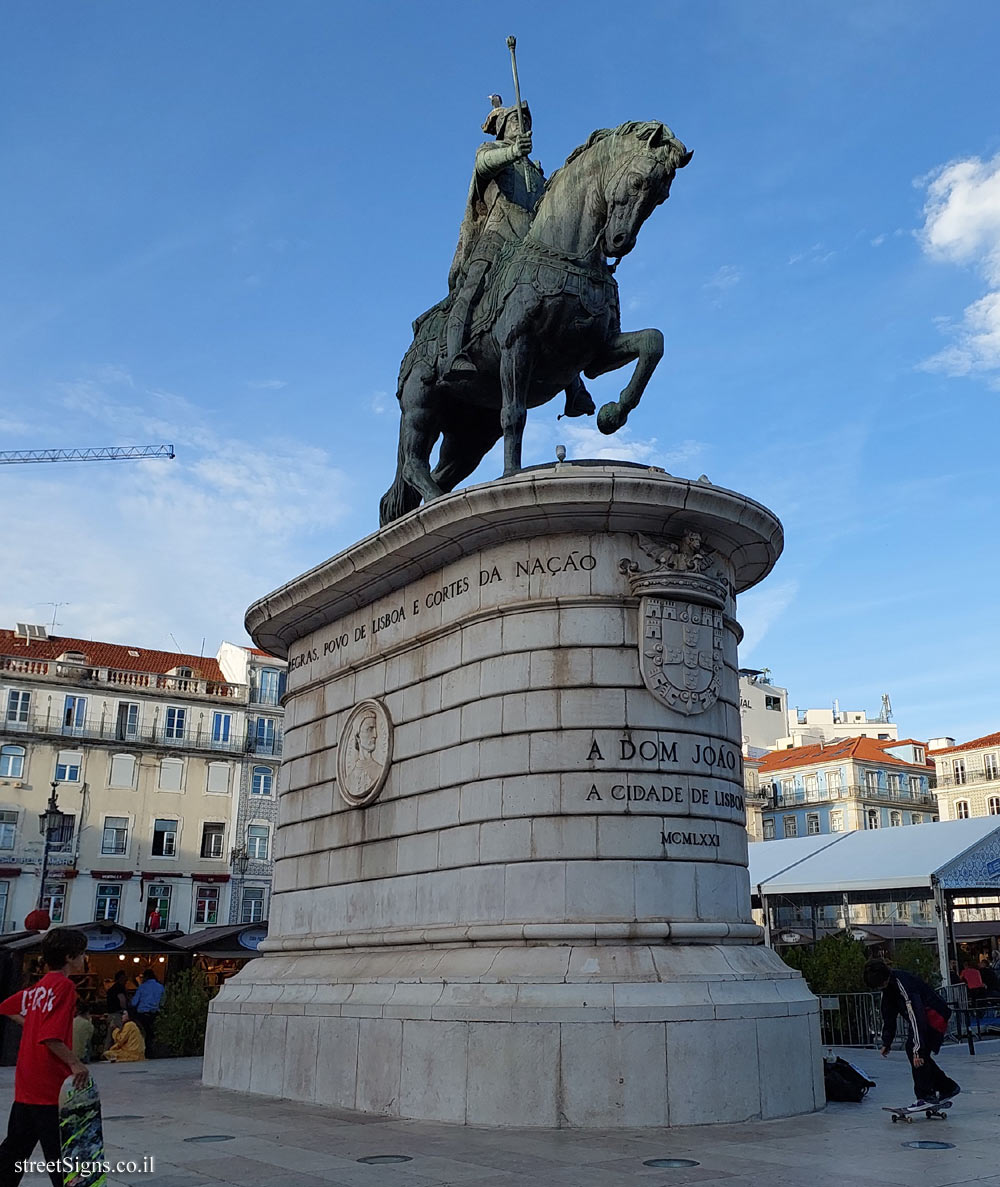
<box><xmin>557</xmin><ymin>425</ymin><xmax>704</xmax><ymax>472</ymax></box>
<box><xmin>918</xmin><ymin>152</ymin><xmax>1000</xmax><ymax>376</ymax></box>
<box><xmin>703</xmin><ymin>265</ymin><xmax>742</xmax><ymax>294</ymax></box>
<box><xmin>246</xmin><ymin>379</ymin><xmax>288</xmax><ymax>391</ymax></box>
<box><xmin>370</xmin><ymin>390</ymin><xmax>390</xmax><ymax>415</ymax></box>
<box><xmin>0</xmin><ymin>377</ymin><xmax>349</xmax><ymax>651</ymax></box>
<box><xmin>738</xmin><ymin>579</ymin><xmax>800</xmax><ymax>658</ymax></box>
<box><xmin>788</xmin><ymin>243</ymin><xmax>834</xmax><ymax>266</ymax></box>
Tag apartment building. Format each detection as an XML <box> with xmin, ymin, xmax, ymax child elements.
<box><xmin>738</xmin><ymin>669</ymin><xmax>789</xmax><ymax>750</ymax></box>
<box><xmin>929</xmin><ymin>732</ymin><xmax>1000</xmax><ymax>822</ymax></box>
<box><xmin>780</xmin><ymin>699</ymin><xmax>898</xmax><ymax>750</ymax></box>
<box><xmin>757</xmin><ymin>737</ymin><xmax>936</xmax><ymax>840</ymax></box>
<box><xmin>0</xmin><ymin>625</ymin><xmax>284</xmax><ymax>933</ymax></box>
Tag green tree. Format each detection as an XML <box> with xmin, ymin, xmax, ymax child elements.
<box><xmin>154</xmin><ymin>969</ymin><xmax>214</xmax><ymax>1056</ymax></box>
<box><xmin>891</xmin><ymin>940</ymin><xmax>942</xmax><ymax>987</ymax></box>
<box><xmin>779</xmin><ymin>933</ymin><xmax>868</xmax><ymax>994</ymax></box>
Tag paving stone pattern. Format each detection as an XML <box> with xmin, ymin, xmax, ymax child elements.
<box><xmin>6</xmin><ymin>1046</ymin><xmax>999</xmax><ymax>1185</ymax></box>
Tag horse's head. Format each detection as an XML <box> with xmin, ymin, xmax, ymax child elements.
<box><xmin>586</xmin><ymin>121</ymin><xmax>692</xmax><ymax>260</ymax></box>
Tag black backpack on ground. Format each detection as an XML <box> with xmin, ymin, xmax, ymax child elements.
<box><xmin>823</xmin><ymin>1056</ymin><xmax>876</xmax><ymax>1102</ymax></box>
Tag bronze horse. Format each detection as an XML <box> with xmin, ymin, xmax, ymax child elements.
<box><xmin>379</xmin><ymin>121</ymin><xmax>691</xmax><ymax>526</ymax></box>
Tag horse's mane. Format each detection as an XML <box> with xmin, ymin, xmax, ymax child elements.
<box><xmin>546</xmin><ymin>121</ymin><xmax>686</xmax><ymax>193</ymax></box>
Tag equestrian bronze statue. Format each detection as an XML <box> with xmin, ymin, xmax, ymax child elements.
<box><xmin>379</xmin><ymin>103</ymin><xmax>691</xmax><ymax>527</ymax></box>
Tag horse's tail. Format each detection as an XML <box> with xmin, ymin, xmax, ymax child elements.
<box><xmin>379</xmin><ymin>439</ymin><xmax>422</xmax><ymax>527</ymax></box>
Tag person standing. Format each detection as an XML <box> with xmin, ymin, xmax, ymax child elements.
<box><xmin>71</xmin><ymin>1005</ymin><xmax>93</xmax><ymax>1064</ymax></box>
<box><xmin>103</xmin><ymin>970</ymin><xmax>128</xmax><ymax>1053</ymax></box>
<box><xmin>0</xmin><ymin>927</ymin><xmax>90</xmax><ymax>1187</ymax></box>
<box><xmin>864</xmin><ymin>958</ymin><xmax>960</xmax><ymax>1104</ymax></box>
<box><xmin>130</xmin><ymin>970</ymin><xmax>165</xmax><ymax>1049</ymax></box>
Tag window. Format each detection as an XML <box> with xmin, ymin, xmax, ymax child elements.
<box><xmin>889</xmin><ymin>811</ymin><xmax>902</xmax><ymax>827</ymax></box>
<box><xmin>0</xmin><ymin>745</ymin><xmax>25</xmax><ymax>779</ymax></box>
<box><xmin>145</xmin><ymin>883</ymin><xmax>171</xmax><ymax>929</ymax></box>
<box><xmin>251</xmin><ymin>766</ymin><xmax>273</xmax><ymax>797</ymax></box>
<box><xmin>109</xmin><ymin>753</ymin><xmax>136</xmax><ymax>789</ymax></box>
<box><xmin>164</xmin><ymin>706</ymin><xmax>186</xmax><ymax>741</ymax></box>
<box><xmin>827</xmin><ymin>770</ymin><xmax>843</xmax><ymax>794</ymax></box>
<box><xmin>865</xmin><ymin>770</ymin><xmax>879</xmax><ymax>793</ymax></box>
<box><xmin>158</xmin><ymin>758</ymin><xmax>183</xmax><ymax>791</ymax></box>
<box><xmin>782</xmin><ymin>816</ymin><xmax>798</xmax><ymax>839</ymax></box>
<box><xmin>764</xmin><ymin>695</ymin><xmax>782</xmax><ymax>712</ymax></box>
<box><xmin>6</xmin><ymin>690</ymin><xmax>30</xmax><ymax>725</ymax></box>
<box><xmin>256</xmin><ymin>668</ymin><xmax>285</xmax><ymax>706</ymax></box>
<box><xmin>247</xmin><ymin>824</ymin><xmax>269</xmax><ymax>860</ymax></box>
<box><xmin>985</xmin><ymin>754</ymin><xmax>999</xmax><ymax>780</ymax></box>
<box><xmin>206</xmin><ymin>762</ymin><xmax>230</xmax><ymax>795</ymax></box>
<box><xmin>955</xmin><ymin>800</ymin><xmax>970</xmax><ymax>820</ymax></box>
<box><xmin>806</xmin><ymin>813</ymin><xmax>820</xmax><ymax>835</ymax></box>
<box><xmin>830</xmin><ymin>810</ymin><xmax>844</xmax><ymax>833</ymax></box>
<box><xmin>989</xmin><ymin>797</ymin><xmax>1000</xmax><ymax>816</ymax></box>
<box><xmin>804</xmin><ymin>774</ymin><xmax>819</xmax><ymax>801</ymax></box>
<box><xmin>0</xmin><ymin>811</ymin><xmax>16</xmax><ymax>850</ymax></box>
<box><xmin>0</xmin><ymin>882</ymin><xmax>8</xmax><ymax>929</ymax></box>
<box><xmin>55</xmin><ymin>750</ymin><xmax>82</xmax><ymax>782</ymax></box>
<box><xmin>866</xmin><ymin>808</ymin><xmax>880</xmax><ymax>829</ymax></box>
<box><xmin>253</xmin><ymin>717</ymin><xmax>277</xmax><ymax>755</ymax></box>
<box><xmin>913</xmin><ymin>748</ymin><xmax>924</xmax><ymax>763</ymax></box>
<box><xmin>908</xmin><ymin>776</ymin><xmax>921</xmax><ymax>797</ymax></box>
<box><xmin>762</xmin><ymin>818</ymin><xmax>775</xmax><ymax>840</ymax></box>
<box><xmin>195</xmin><ymin>885</ymin><xmax>220</xmax><ymax>925</ymax></box>
<box><xmin>116</xmin><ymin>702</ymin><xmax>140</xmax><ymax>741</ymax></box>
<box><xmin>201</xmin><ymin>822</ymin><xmax>225</xmax><ymax>859</ymax></box>
<box><xmin>101</xmin><ymin>816</ymin><xmax>129</xmax><ymax>855</ymax></box>
<box><xmin>780</xmin><ymin>778</ymin><xmax>795</xmax><ymax>804</ymax></box>
<box><xmin>48</xmin><ymin>813</ymin><xmax>75</xmax><ymax>853</ymax></box>
<box><xmin>910</xmin><ymin>813</ymin><xmax>923</xmax><ymax>825</ymax></box>
<box><xmin>95</xmin><ymin>883</ymin><xmax>121</xmax><ymax>922</ymax></box>
<box><xmin>887</xmin><ymin>774</ymin><xmax>900</xmax><ymax>794</ymax></box>
<box><xmin>152</xmin><ymin>818</ymin><xmax>177</xmax><ymax>857</ymax></box>
<box><xmin>211</xmin><ymin>712</ymin><xmax>231</xmax><ymax>747</ymax></box>
<box><xmin>41</xmin><ymin>881</ymin><xmax>66</xmax><ymax>924</ymax></box>
<box><xmin>878</xmin><ymin>733</ymin><xmax>890</xmax><ymax>740</ymax></box>
<box><xmin>952</xmin><ymin>759</ymin><xmax>967</xmax><ymax>785</ymax></box>
<box><xmin>62</xmin><ymin>695</ymin><xmax>87</xmax><ymax>734</ymax></box>
<box><xmin>241</xmin><ymin>887</ymin><xmax>265</xmax><ymax>924</ymax></box>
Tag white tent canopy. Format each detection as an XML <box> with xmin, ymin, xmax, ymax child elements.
<box><xmin>750</xmin><ymin>816</ymin><xmax>1000</xmax><ymax>897</ymax></box>
<box><xmin>749</xmin><ymin>817</ymin><xmax>1000</xmax><ymax>979</ymax></box>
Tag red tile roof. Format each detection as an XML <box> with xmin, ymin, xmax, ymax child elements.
<box><xmin>929</xmin><ymin>731</ymin><xmax>1000</xmax><ymax>757</ymax></box>
<box><xmin>0</xmin><ymin>630</ymin><xmax>227</xmax><ymax>683</ymax></box>
<box><xmin>757</xmin><ymin>736</ymin><xmax>930</xmax><ymax>773</ymax></box>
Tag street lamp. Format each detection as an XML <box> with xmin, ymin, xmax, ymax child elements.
<box><xmin>230</xmin><ymin>845</ymin><xmax>250</xmax><ymax>923</ymax></box>
<box><xmin>38</xmin><ymin>781</ymin><xmax>69</xmax><ymax>912</ymax></box>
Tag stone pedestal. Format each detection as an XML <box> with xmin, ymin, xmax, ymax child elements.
<box><xmin>204</xmin><ymin>463</ymin><xmax>822</xmax><ymax>1125</ymax></box>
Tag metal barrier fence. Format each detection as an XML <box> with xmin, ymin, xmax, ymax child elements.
<box><xmin>818</xmin><ymin>983</ymin><xmax>977</xmax><ymax>1049</ymax></box>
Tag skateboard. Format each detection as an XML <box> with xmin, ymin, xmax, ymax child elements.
<box><xmin>58</xmin><ymin>1075</ymin><xmax>108</xmax><ymax>1186</ymax></box>
<box><xmin>883</xmin><ymin>1098</ymin><xmax>953</xmax><ymax>1123</ymax></box>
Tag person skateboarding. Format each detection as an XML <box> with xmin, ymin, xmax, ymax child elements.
<box><xmin>864</xmin><ymin>958</ymin><xmax>960</xmax><ymax>1105</ymax></box>
<box><xmin>0</xmin><ymin>926</ymin><xmax>89</xmax><ymax>1186</ymax></box>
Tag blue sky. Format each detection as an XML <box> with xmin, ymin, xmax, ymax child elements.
<box><xmin>2</xmin><ymin>2</ymin><xmax>999</xmax><ymax>743</ymax></box>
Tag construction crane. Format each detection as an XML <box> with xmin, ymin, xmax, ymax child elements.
<box><xmin>0</xmin><ymin>445</ymin><xmax>175</xmax><ymax>465</ymax></box>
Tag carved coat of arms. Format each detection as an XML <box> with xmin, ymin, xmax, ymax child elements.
<box><xmin>642</xmin><ymin>599</ymin><xmax>723</xmax><ymax>715</ymax></box>
<box><xmin>620</xmin><ymin>530</ymin><xmax>729</xmax><ymax>717</ymax></box>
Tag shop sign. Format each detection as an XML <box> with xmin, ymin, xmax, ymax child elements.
<box><xmin>89</xmin><ymin>871</ymin><xmax>133</xmax><ymax>881</ymax></box>
<box><xmin>238</xmin><ymin>927</ymin><xmax>267</xmax><ymax>951</ymax></box>
<box><xmin>83</xmin><ymin>925</ymin><xmax>126</xmax><ymax>952</ymax></box>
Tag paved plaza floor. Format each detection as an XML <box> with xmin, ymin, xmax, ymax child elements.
<box><xmin>4</xmin><ymin>1042</ymin><xmax>998</xmax><ymax>1186</ymax></box>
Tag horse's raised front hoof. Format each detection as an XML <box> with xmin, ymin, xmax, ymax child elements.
<box><xmin>597</xmin><ymin>402</ymin><xmax>623</xmax><ymax>435</ymax></box>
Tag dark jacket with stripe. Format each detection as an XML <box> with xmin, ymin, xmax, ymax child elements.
<box><xmin>880</xmin><ymin>969</ymin><xmax>951</xmax><ymax>1056</ymax></box>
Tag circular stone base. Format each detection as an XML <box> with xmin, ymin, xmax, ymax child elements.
<box><xmin>205</xmin><ymin>942</ymin><xmax>822</xmax><ymax>1126</ymax></box>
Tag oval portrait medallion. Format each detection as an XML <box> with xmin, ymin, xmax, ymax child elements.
<box><xmin>336</xmin><ymin>698</ymin><xmax>394</xmax><ymax>807</ymax></box>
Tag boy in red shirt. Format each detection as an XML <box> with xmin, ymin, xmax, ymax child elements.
<box><xmin>0</xmin><ymin>927</ymin><xmax>89</xmax><ymax>1186</ymax></box>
